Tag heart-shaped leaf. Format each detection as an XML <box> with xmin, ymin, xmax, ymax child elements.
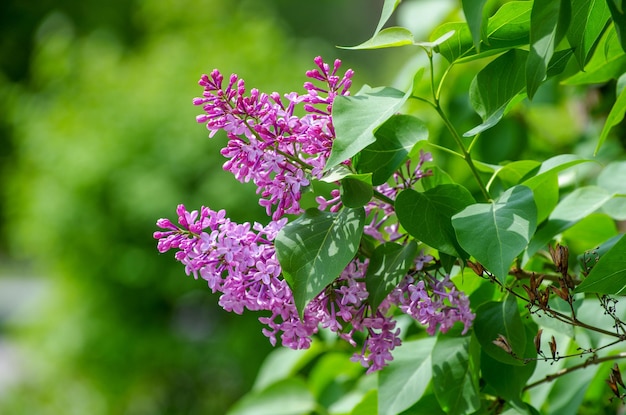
<box><xmin>275</xmin><ymin>208</ymin><xmax>365</xmax><ymax>316</ymax></box>
<box><xmin>576</xmin><ymin>234</ymin><xmax>626</xmax><ymax>295</ymax></box>
<box><xmin>452</xmin><ymin>185</ymin><xmax>537</xmax><ymax>281</ymax></box>
<box><xmin>396</xmin><ymin>184</ymin><xmax>475</xmax><ymax>258</ymax></box>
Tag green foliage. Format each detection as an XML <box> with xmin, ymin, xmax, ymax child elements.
<box><xmin>275</xmin><ymin>208</ymin><xmax>365</xmax><ymax>316</ymax></box>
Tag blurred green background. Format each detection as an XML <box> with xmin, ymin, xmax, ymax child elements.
<box><xmin>0</xmin><ymin>1</ymin><xmax>418</xmax><ymax>414</ymax></box>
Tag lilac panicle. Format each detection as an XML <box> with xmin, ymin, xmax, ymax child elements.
<box><xmin>194</xmin><ymin>57</ymin><xmax>353</xmax><ymax>220</ymax></box>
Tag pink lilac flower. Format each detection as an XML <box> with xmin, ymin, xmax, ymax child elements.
<box><xmin>194</xmin><ymin>57</ymin><xmax>353</xmax><ymax>220</ymax></box>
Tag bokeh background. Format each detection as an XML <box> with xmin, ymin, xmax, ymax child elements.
<box><xmin>0</xmin><ymin>1</ymin><xmax>426</xmax><ymax>414</ymax></box>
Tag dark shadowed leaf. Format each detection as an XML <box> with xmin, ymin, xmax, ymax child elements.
<box><xmin>576</xmin><ymin>234</ymin><xmax>626</xmax><ymax>294</ymax></box>
<box><xmin>396</xmin><ymin>185</ymin><xmax>475</xmax><ymax>258</ymax></box>
<box><xmin>275</xmin><ymin>208</ymin><xmax>365</xmax><ymax>316</ymax></box>
<box><xmin>365</xmin><ymin>241</ymin><xmax>418</xmax><ymax>310</ymax></box>
<box><xmin>567</xmin><ymin>0</ymin><xmax>611</xmax><ymax>68</ymax></box>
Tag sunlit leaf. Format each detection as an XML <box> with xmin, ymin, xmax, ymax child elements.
<box><xmin>342</xmin><ymin>27</ymin><xmax>414</xmax><ymax>50</ymax></box>
<box><xmin>275</xmin><ymin>208</ymin><xmax>365</xmax><ymax>316</ymax></box>
<box><xmin>375</xmin><ymin>0</ymin><xmax>403</xmax><ymax>35</ymax></box>
<box><xmin>595</xmin><ymin>84</ymin><xmax>626</xmax><ymax>155</ymax></box>
<box><xmin>356</xmin><ymin>114</ymin><xmax>429</xmax><ymax>186</ymax></box>
<box><xmin>396</xmin><ymin>185</ymin><xmax>476</xmax><ymax>258</ymax></box>
<box><xmin>328</xmin><ymin>85</ymin><xmax>410</xmax><ymax>171</ymax></box>
<box><xmin>563</xmin><ymin>27</ymin><xmax>626</xmax><ymax>84</ymax></box>
<box><xmin>227</xmin><ymin>378</ymin><xmax>316</xmax><ymax>415</ymax></box>
<box><xmin>526</xmin><ymin>186</ymin><xmax>614</xmax><ymax>258</ymax></box>
<box><xmin>365</xmin><ymin>241</ymin><xmax>418</xmax><ymax>310</ymax></box>
<box><xmin>433</xmin><ymin>1</ymin><xmax>532</xmax><ymax>63</ymax></box>
<box><xmin>576</xmin><ymin>234</ymin><xmax>626</xmax><ymax>294</ymax></box>
<box><xmin>432</xmin><ymin>335</ymin><xmax>481</xmax><ymax>415</ymax></box>
<box><xmin>452</xmin><ymin>185</ymin><xmax>537</xmax><ymax>281</ymax></box>
<box><xmin>379</xmin><ymin>337</ymin><xmax>437</xmax><ymax>415</ymax></box>
<box><xmin>598</xmin><ymin>160</ymin><xmax>626</xmax><ymax>219</ymax></box>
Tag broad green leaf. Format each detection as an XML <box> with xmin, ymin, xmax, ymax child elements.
<box><xmin>328</xmin><ymin>85</ymin><xmax>410</xmax><ymax>171</ymax></box>
<box><xmin>431</xmin><ymin>335</ymin><xmax>480</xmax><ymax>415</ymax></box>
<box><xmin>375</xmin><ymin>0</ymin><xmax>402</xmax><ymax>35</ymax></box>
<box><xmin>356</xmin><ymin>114</ymin><xmax>429</xmax><ymax>186</ymax></box>
<box><xmin>396</xmin><ymin>185</ymin><xmax>476</xmax><ymax>258</ymax></box>
<box><xmin>567</xmin><ymin>0</ymin><xmax>611</xmax><ymax>68</ymax></box>
<box><xmin>226</xmin><ymin>378</ymin><xmax>316</xmax><ymax>415</ymax></box>
<box><xmin>563</xmin><ymin>27</ymin><xmax>626</xmax><ymax>84</ymax></box>
<box><xmin>350</xmin><ymin>390</ymin><xmax>378</xmax><ymax>415</ymax></box>
<box><xmin>433</xmin><ymin>1</ymin><xmax>532</xmax><ymax>63</ymax></box>
<box><xmin>340</xmin><ymin>174</ymin><xmax>373</xmax><ymax>208</ymax></box>
<box><xmin>473</xmin><ymin>296</ymin><xmax>527</xmax><ymax>365</ymax></box>
<box><xmin>452</xmin><ymin>185</ymin><xmax>537</xmax><ymax>281</ymax></box>
<box><xmin>395</xmin><ymin>394</ymin><xmax>447</xmax><ymax>415</ymax></box>
<box><xmin>365</xmin><ymin>241</ymin><xmax>418</xmax><ymax>310</ymax></box>
<box><xmin>526</xmin><ymin>0</ymin><xmax>570</xmax><ymax>99</ymax></box>
<box><xmin>343</xmin><ymin>27</ymin><xmax>414</xmax><ymax>50</ymax></box>
<box><xmin>275</xmin><ymin>208</ymin><xmax>365</xmax><ymax>316</ymax></box>
<box><xmin>481</xmin><ymin>321</ymin><xmax>537</xmax><ymax>401</ymax></box>
<box><xmin>576</xmin><ymin>234</ymin><xmax>626</xmax><ymax>294</ymax></box>
<box><xmin>521</xmin><ymin>154</ymin><xmax>592</xmax><ymax>189</ymax></box>
<box><xmin>378</xmin><ymin>337</ymin><xmax>437</xmax><ymax>415</ymax></box>
<box><xmin>526</xmin><ymin>186</ymin><xmax>614</xmax><ymax>258</ymax></box>
<box><xmin>489</xmin><ymin>160</ymin><xmax>541</xmax><ymax>189</ymax></box>
<box><xmin>562</xmin><ymin>213</ymin><xmax>618</xmax><ymax>254</ymax></box>
<box><xmin>595</xmin><ymin>83</ymin><xmax>626</xmax><ymax>154</ymax></box>
<box><xmin>465</xmin><ymin>49</ymin><xmax>528</xmax><ymax>137</ymax></box>
<box><xmin>462</xmin><ymin>0</ymin><xmax>489</xmax><ymax>51</ymax></box>
<box><xmin>308</xmin><ymin>353</ymin><xmax>364</xmax><ymax>399</ymax></box>
<box><xmin>598</xmin><ymin>161</ymin><xmax>626</xmax><ymax>219</ymax></box>
<box><xmin>607</xmin><ymin>0</ymin><xmax>626</xmax><ymax>53</ymax></box>
<box><xmin>253</xmin><ymin>346</ymin><xmax>323</xmax><ymax>391</ymax></box>
<box><xmin>420</xmin><ymin>165</ymin><xmax>455</xmax><ymax>190</ymax></box>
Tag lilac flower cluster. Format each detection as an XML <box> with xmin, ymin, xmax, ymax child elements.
<box><xmin>193</xmin><ymin>56</ymin><xmax>353</xmax><ymax>220</ymax></box>
<box><xmin>157</xmin><ymin>57</ymin><xmax>475</xmax><ymax>373</ymax></box>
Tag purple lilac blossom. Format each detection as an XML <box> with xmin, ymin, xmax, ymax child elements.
<box><xmin>193</xmin><ymin>56</ymin><xmax>353</xmax><ymax>220</ymax></box>
<box><xmin>158</xmin><ymin>57</ymin><xmax>476</xmax><ymax>373</ymax></box>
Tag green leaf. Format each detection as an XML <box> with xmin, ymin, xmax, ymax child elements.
<box><xmin>607</xmin><ymin>0</ymin><xmax>626</xmax><ymax>53</ymax></box>
<box><xmin>431</xmin><ymin>335</ymin><xmax>480</xmax><ymax>415</ymax></box>
<box><xmin>595</xmin><ymin>83</ymin><xmax>626</xmax><ymax>154</ymax></box>
<box><xmin>396</xmin><ymin>185</ymin><xmax>476</xmax><ymax>258</ymax></box>
<box><xmin>275</xmin><ymin>208</ymin><xmax>365</xmax><ymax>316</ymax></box>
<box><xmin>374</xmin><ymin>0</ymin><xmax>402</xmax><ymax>35</ymax></box>
<box><xmin>452</xmin><ymin>186</ymin><xmax>537</xmax><ymax>281</ymax></box>
<box><xmin>350</xmin><ymin>390</ymin><xmax>378</xmax><ymax>415</ymax></box>
<box><xmin>465</xmin><ymin>49</ymin><xmax>528</xmax><ymax>137</ymax></box>
<box><xmin>365</xmin><ymin>241</ymin><xmax>418</xmax><ymax>310</ymax></box>
<box><xmin>343</xmin><ymin>27</ymin><xmax>414</xmax><ymax>50</ymax></box>
<box><xmin>563</xmin><ymin>27</ymin><xmax>626</xmax><ymax>84</ymax></box>
<box><xmin>341</xmin><ymin>174</ymin><xmax>373</xmax><ymax>208</ymax></box>
<box><xmin>526</xmin><ymin>0</ymin><xmax>570</xmax><ymax>99</ymax></box>
<box><xmin>527</xmin><ymin>186</ymin><xmax>614</xmax><ymax>258</ymax></box>
<box><xmin>328</xmin><ymin>85</ymin><xmax>410</xmax><ymax>171</ymax></box>
<box><xmin>521</xmin><ymin>154</ymin><xmax>592</xmax><ymax>189</ymax></box>
<box><xmin>481</xmin><ymin>322</ymin><xmax>537</xmax><ymax>401</ymax></box>
<box><xmin>567</xmin><ymin>0</ymin><xmax>611</xmax><ymax>68</ymax></box>
<box><xmin>356</xmin><ymin>114</ymin><xmax>429</xmax><ymax>186</ymax></box>
<box><xmin>462</xmin><ymin>0</ymin><xmax>489</xmax><ymax>51</ymax></box>
<box><xmin>576</xmin><ymin>234</ymin><xmax>626</xmax><ymax>294</ymax></box>
<box><xmin>598</xmin><ymin>161</ymin><xmax>626</xmax><ymax>219</ymax></box>
<box><xmin>433</xmin><ymin>1</ymin><xmax>532</xmax><ymax>63</ymax></box>
<box><xmin>226</xmin><ymin>378</ymin><xmax>316</xmax><ymax>415</ymax></box>
<box><xmin>253</xmin><ymin>346</ymin><xmax>323</xmax><ymax>391</ymax></box>
<box><xmin>378</xmin><ymin>337</ymin><xmax>437</xmax><ymax>415</ymax></box>
<box><xmin>473</xmin><ymin>296</ymin><xmax>527</xmax><ymax>365</ymax></box>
